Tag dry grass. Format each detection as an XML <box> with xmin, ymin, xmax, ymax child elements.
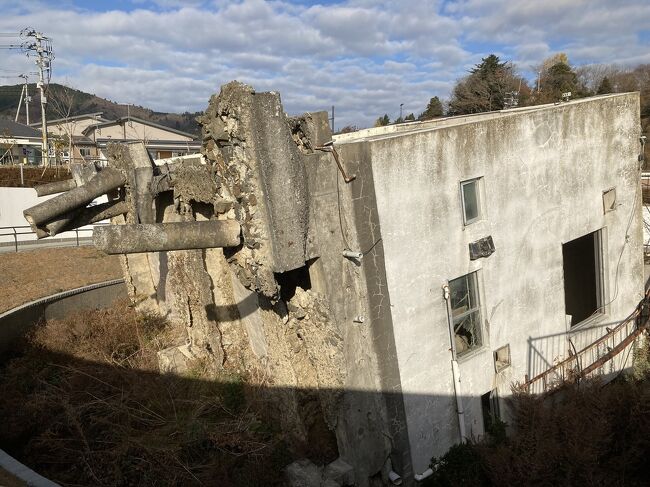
<box><xmin>423</xmin><ymin>338</ymin><xmax>650</xmax><ymax>487</ymax></box>
<box><xmin>0</xmin><ymin>303</ymin><xmax>290</xmax><ymax>486</ymax></box>
<box><xmin>0</xmin><ymin>246</ymin><xmax>121</xmax><ymax>313</ymax></box>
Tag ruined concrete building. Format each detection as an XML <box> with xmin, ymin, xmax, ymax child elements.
<box><xmin>24</xmin><ymin>85</ymin><xmax>645</xmax><ymax>485</ymax></box>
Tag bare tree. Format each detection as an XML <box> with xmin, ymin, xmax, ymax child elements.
<box><xmin>48</xmin><ymin>83</ymin><xmax>79</xmax><ymax>166</ymax></box>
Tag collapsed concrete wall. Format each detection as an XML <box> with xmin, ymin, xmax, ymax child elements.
<box><xmin>79</xmin><ymin>82</ymin><xmax>401</xmax><ymax>486</ymax></box>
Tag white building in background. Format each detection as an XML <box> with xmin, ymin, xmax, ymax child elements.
<box><xmin>32</xmin><ymin>113</ymin><xmax>201</xmax><ymax>164</ymax></box>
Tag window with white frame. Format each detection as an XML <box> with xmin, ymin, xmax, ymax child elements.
<box><xmin>460</xmin><ymin>178</ymin><xmax>482</xmax><ymax>225</ymax></box>
<box><xmin>79</xmin><ymin>148</ymin><xmax>91</xmax><ymax>157</ymax></box>
<box><xmin>449</xmin><ymin>271</ymin><xmax>483</xmax><ymax>355</ymax></box>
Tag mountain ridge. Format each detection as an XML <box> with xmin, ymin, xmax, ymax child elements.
<box><xmin>0</xmin><ymin>83</ymin><xmax>202</xmax><ymax>136</ymax></box>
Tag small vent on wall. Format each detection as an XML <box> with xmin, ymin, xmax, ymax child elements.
<box><xmin>603</xmin><ymin>187</ymin><xmax>617</xmax><ymax>213</ymax></box>
<box><xmin>469</xmin><ymin>235</ymin><xmax>495</xmax><ymax>260</ymax></box>
<box><xmin>494</xmin><ymin>344</ymin><xmax>511</xmax><ymax>373</ymax></box>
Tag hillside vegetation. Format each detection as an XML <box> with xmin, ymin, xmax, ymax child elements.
<box><xmin>0</xmin><ymin>83</ymin><xmax>201</xmax><ymax>135</ymax></box>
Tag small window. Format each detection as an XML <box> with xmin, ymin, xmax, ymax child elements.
<box><xmin>79</xmin><ymin>148</ymin><xmax>91</xmax><ymax>157</ymax></box>
<box><xmin>449</xmin><ymin>271</ymin><xmax>483</xmax><ymax>355</ymax></box>
<box><xmin>562</xmin><ymin>230</ymin><xmax>604</xmax><ymax>327</ymax></box>
<box><xmin>461</xmin><ymin>178</ymin><xmax>482</xmax><ymax>225</ymax></box>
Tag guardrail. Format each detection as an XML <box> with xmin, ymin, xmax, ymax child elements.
<box><xmin>0</xmin><ymin>223</ymin><xmax>108</xmax><ymax>252</ymax></box>
<box><xmin>521</xmin><ymin>293</ymin><xmax>649</xmax><ymax>395</ymax></box>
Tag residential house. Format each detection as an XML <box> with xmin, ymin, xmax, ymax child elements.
<box><xmin>83</xmin><ymin>116</ymin><xmax>200</xmax><ymax>161</ymax></box>
<box><xmin>44</xmin><ymin>112</ymin><xmax>108</xmax><ymax>163</ymax></box>
<box><xmin>0</xmin><ymin>119</ymin><xmax>43</xmax><ymax>164</ymax></box>
<box><xmin>32</xmin><ymin>113</ymin><xmax>200</xmax><ymax>164</ymax></box>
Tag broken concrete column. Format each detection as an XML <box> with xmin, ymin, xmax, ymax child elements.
<box><xmin>198</xmin><ymin>81</ymin><xmax>313</xmax><ymax>298</ymax></box>
<box><xmin>23</xmin><ymin>167</ymin><xmax>126</xmax><ymax>229</ymax></box>
<box><xmin>44</xmin><ymin>200</ymin><xmax>128</xmax><ymax>237</ymax></box>
<box><xmin>93</xmin><ymin>220</ymin><xmax>241</xmax><ymax>254</ymax></box>
<box><xmin>39</xmin><ymin>163</ymin><xmax>103</xmax><ymax>237</ymax></box>
<box><xmin>34</xmin><ymin>178</ymin><xmax>76</xmax><ymax>197</ymax></box>
<box><xmin>69</xmin><ymin>200</ymin><xmax>128</xmax><ymax>227</ymax></box>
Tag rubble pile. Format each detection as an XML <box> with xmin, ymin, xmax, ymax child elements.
<box><xmin>23</xmin><ymin>81</ymin><xmax>394</xmax><ymax>486</ymax></box>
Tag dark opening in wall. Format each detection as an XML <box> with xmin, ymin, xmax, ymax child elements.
<box><xmin>562</xmin><ymin>230</ymin><xmax>603</xmax><ymax>326</ymax></box>
<box><xmin>275</xmin><ymin>260</ymin><xmax>314</xmax><ymax>302</ymax></box>
<box><xmin>481</xmin><ymin>390</ymin><xmax>500</xmax><ymax>434</ymax></box>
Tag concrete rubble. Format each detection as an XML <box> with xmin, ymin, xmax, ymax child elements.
<box><xmin>24</xmin><ymin>81</ymin><xmax>400</xmax><ymax>485</ymax></box>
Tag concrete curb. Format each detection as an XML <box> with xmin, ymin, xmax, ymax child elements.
<box><xmin>0</xmin><ymin>278</ymin><xmax>125</xmax><ymax>320</ymax></box>
<box><xmin>0</xmin><ymin>449</ymin><xmax>61</xmax><ymax>487</ymax></box>
<box><xmin>0</xmin><ymin>278</ymin><xmax>126</xmax><ymax>487</ymax></box>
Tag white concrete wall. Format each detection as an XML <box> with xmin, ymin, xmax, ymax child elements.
<box><xmin>357</xmin><ymin>93</ymin><xmax>643</xmax><ymax>471</ymax></box>
<box><xmin>0</xmin><ymin>187</ymin><xmax>107</xmax><ymax>245</ymax></box>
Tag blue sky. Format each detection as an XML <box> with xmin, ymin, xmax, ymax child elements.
<box><xmin>0</xmin><ymin>0</ymin><xmax>649</xmax><ymax>128</ymax></box>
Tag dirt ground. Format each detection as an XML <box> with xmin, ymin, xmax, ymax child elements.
<box><xmin>0</xmin><ymin>468</ymin><xmax>26</xmax><ymax>487</ymax></box>
<box><xmin>0</xmin><ymin>246</ymin><xmax>121</xmax><ymax>313</ymax></box>
<box><xmin>0</xmin><ymin>165</ymin><xmax>72</xmax><ymax>188</ymax></box>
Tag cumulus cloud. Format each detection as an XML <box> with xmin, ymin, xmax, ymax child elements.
<box><xmin>0</xmin><ymin>0</ymin><xmax>647</xmax><ymax>128</ymax></box>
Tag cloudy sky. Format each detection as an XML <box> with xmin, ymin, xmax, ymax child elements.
<box><xmin>0</xmin><ymin>0</ymin><xmax>649</xmax><ymax>128</ymax></box>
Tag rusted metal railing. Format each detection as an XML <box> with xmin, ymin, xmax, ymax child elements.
<box><xmin>521</xmin><ymin>293</ymin><xmax>650</xmax><ymax>395</ymax></box>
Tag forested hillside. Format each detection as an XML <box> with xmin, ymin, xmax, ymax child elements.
<box><xmin>0</xmin><ymin>83</ymin><xmax>201</xmax><ymax>135</ymax></box>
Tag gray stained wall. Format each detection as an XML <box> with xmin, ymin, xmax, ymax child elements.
<box><xmin>336</xmin><ymin>93</ymin><xmax>644</xmax><ymax>473</ymax></box>
<box><xmin>100</xmin><ymin>87</ymin><xmax>643</xmax><ymax>485</ymax></box>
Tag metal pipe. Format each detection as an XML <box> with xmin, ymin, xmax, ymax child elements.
<box><xmin>34</xmin><ymin>178</ymin><xmax>76</xmax><ymax>197</ymax></box>
<box><xmin>414</xmin><ymin>468</ymin><xmax>434</xmax><ymax>482</ymax></box>
<box><xmin>93</xmin><ymin>220</ymin><xmax>242</xmax><ymax>254</ymax></box>
<box><xmin>387</xmin><ymin>470</ymin><xmax>402</xmax><ymax>485</ymax></box>
<box><xmin>443</xmin><ymin>283</ymin><xmax>467</xmax><ymax>442</ymax></box>
<box><xmin>24</xmin><ymin>168</ymin><xmax>125</xmax><ymax>229</ymax></box>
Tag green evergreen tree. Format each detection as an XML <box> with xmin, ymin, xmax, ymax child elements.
<box><xmin>419</xmin><ymin>96</ymin><xmax>444</xmax><ymax>120</ymax></box>
<box><xmin>597</xmin><ymin>76</ymin><xmax>613</xmax><ymax>94</ymax></box>
<box><xmin>448</xmin><ymin>54</ymin><xmax>526</xmax><ymax>115</ymax></box>
<box><xmin>374</xmin><ymin>114</ymin><xmax>390</xmax><ymax>127</ymax></box>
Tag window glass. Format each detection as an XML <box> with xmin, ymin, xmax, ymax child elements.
<box><xmin>449</xmin><ymin>271</ymin><xmax>483</xmax><ymax>355</ymax></box>
<box><xmin>462</xmin><ymin>180</ymin><xmax>479</xmax><ymax>223</ymax></box>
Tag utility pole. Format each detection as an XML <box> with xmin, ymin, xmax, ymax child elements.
<box><xmin>399</xmin><ymin>103</ymin><xmax>404</xmax><ymax>121</ymax></box>
<box><xmin>17</xmin><ymin>74</ymin><xmax>30</xmax><ymax>124</ymax></box>
<box><xmin>330</xmin><ymin>105</ymin><xmax>335</xmax><ymax>133</ymax></box>
<box><xmin>15</xmin><ymin>83</ymin><xmax>24</xmax><ymax>122</ymax></box>
<box><xmin>24</xmin><ymin>29</ymin><xmax>53</xmax><ymax>166</ymax></box>
<box><xmin>23</xmin><ymin>74</ymin><xmax>30</xmax><ymax>125</ymax></box>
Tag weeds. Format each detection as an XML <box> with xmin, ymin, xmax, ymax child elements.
<box><xmin>0</xmin><ymin>302</ymin><xmax>288</xmax><ymax>486</ymax></box>
<box><xmin>422</xmin><ymin>339</ymin><xmax>650</xmax><ymax>487</ymax></box>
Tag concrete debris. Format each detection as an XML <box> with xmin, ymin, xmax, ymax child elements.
<box><xmin>37</xmin><ymin>80</ymin><xmax>397</xmax><ymax>486</ymax></box>
<box><xmin>157</xmin><ymin>344</ymin><xmax>195</xmax><ymax>374</ymax></box>
<box><xmin>34</xmin><ymin>178</ymin><xmax>76</xmax><ymax>197</ymax></box>
<box><xmin>23</xmin><ymin>166</ymin><xmax>126</xmax><ymax>236</ymax></box>
<box><xmin>285</xmin><ymin>459</ymin><xmax>323</xmax><ymax>487</ymax></box>
<box><xmin>285</xmin><ymin>457</ymin><xmax>354</xmax><ymax>487</ymax></box>
<box><xmin>323</xmin><ymin>458</ymin><xmax>355</xmax><ymax>486</ymax></box>
<box><xmin>172</xmin><ymin>160</ymin><xmax>221</xmax><ymax>206</ymax></box>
